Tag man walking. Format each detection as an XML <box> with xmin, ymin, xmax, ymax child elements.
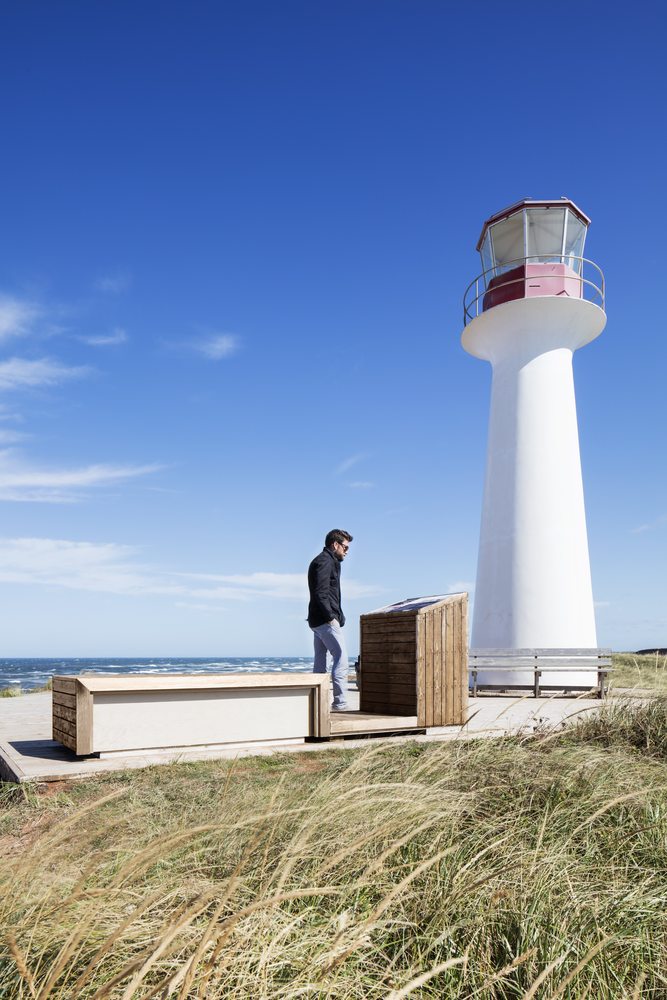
<box><xmin>307</xmin><ymin>529</ymin><xmax>353</xmax><ymax>711</ymax></box>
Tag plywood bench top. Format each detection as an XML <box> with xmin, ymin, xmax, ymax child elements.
<box><xmin>53</xmin><ymin>673</ymin><xmax>328</xmax><ymax>694</ymax></box>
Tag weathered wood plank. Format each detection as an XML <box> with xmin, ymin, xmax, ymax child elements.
<box><xmin>364</xmin><ymin>608</ymin><xmax>418</xmax><ymax>624</ymax></box>
<box><xmin>468</xmin><ymin>663</ymin><xmax>608</xmax><ymax>671</ymax></box>
<box><xmin>361</xmin><ymin>704</ymin><xmax>417</xmax><ymax>717</ymax></box>
<box><xmin>330</xmin><ymin>713</ymin><xmax>419</xmax><ymax>734</ymax></box>
<box><xmin>361</xmin><ymin>669</ymin><xmax>416</xmax><ymax>684</ymax></box>
<box><xmin>424</xmin><ymin>608</ymin><xmax>433</xmax><ymax>726</ymax></box>
<box><xmin>362</xmin><ymin>635</ymin><xmax>415</xmax><ymax>654</ymax></box>
<box><xmin>361</xmin><ymin>686</ymin><xmax>416</xmax><ymax>700</ymax></box>
<box><xmin>361</xmin><ymin>674</ymin><xmax>416</xmax><ymax>691</ymax></box>
<box><xmin>361</xmin><ymin>694</ymin><xmax>417</xmax><ymax>710</ymax></box>
<box><xmin>453</xmin><ymin>597</ymin><xmax>465</xmax><ymax>725</ymax></box>
<box><xmin>53</xmin><ymin>703</ymin><xmax>77</xmax><ymax>724</ymax></box>
<box><xmin>432</xmin><ymin>604</ymin><xmax>442</xmax><ymax>727</ymax></box>
<box><xmin>362</xmin><ymin>630</ymin><xmax>417</xmax><ymax>641</ymax></box>
<box><xmin>52</xmin><ymin>677</ymin><xmax>77</xmax><ymax>695</ymax></box>
<box><xmin>362</xmin><ymin>628</ymin><xmax>418</xmax><ymax>638</ymax></box>
<box><xmin>476</xmin><ymin>683</ymin><xmax>601</xmax><ymax>692</ymax></box>
<box><xmin>76</xmin><ymin>683</ymin><xmax>93</xmax><ymax>755</ymax></box>
<box><xmin>53</xmin><ymin>715</ymin><xmax>76</xmax><ymax>736</ymax></box>
<box><xmin>359</xmin><ymin>667</ymin><xmax>417</xmax><ymax>682</ymax></box>
<box><xmin>362</xmin><ymin>681</ymin><xmax>416</xmax><ymax>697</ymax></box>
<box><xmin>52</xmin><ymin>691</ymin><xmax>77</xmax><ymax>709</ymax></box>
<box><xmin>416</xmin><ymin>614</ymin><xmax>425</xmax><ymax>726</ymax></box>
<box><xmin>451</xmin><ymin>596</ymin><xmax>459</xmax><ymax>723</ymax></box>
<box><xmin>72</xmin><ymin>673</ymin><xmax>330</xmax><ymax>693</ymax></box>
<box><xmin>469</xmin><ymin>655</ymin><xmax>611</xmax><ymax>663</ymax></box>
<box><xmin>441</xmin><ymin>600</ymin><xmax>450</xmax><ymax>725</ymax></box>
<box><xmin>359</xmin><ymin>700</ymin><xmax>419</xmax><ymax>716</ymax></box>
<box><xmin>469</xmin><ymin>648</ymin><xmax>610</xmax><ymax>656</ymax></box>
<box><xmin>361</xmin><ymin>642</ymin><xmax>415</xmax><ymax>671</ymax></box>
<box><xmin>362</xmin><ymin>628</ymin><xmax>417</xmax><ymax>639</ymax></box>
<box><xmin>364</xmin><ymin>615</ymin><xmax>417</xmax><ymax>632</ymax></box>
<box><xmin>53</xmin><ymin>727</ymin><xmax>77</xmax><ymax>752</ymax></box>
<box><xmin>363</xmin><ymin>615</ymin><xmax>418</xmax><ymax>626</ymax></box>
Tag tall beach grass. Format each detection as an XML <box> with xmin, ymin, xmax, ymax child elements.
<box><xmin>3</xmin><ymin>697</ymin><xmax>667</xmax><ymax>997</ymax></box>
<box><xmin>611</xmin><ymin>652</ymin><xmax>667</xmax><ymax>693</ymax></box>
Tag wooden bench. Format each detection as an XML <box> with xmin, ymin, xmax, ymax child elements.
<box><xmin>468</xmin><ymin>649</ymin><xmax>612</xmax><ymax>698</ymax></box>
<box><xmin>52</xmin><ymin>673</ymin><xmax>331</xmax><ymax>756</ymax></box>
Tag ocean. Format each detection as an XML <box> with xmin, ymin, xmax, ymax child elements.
<box><xmin>0</xmin><ymin>657</ymin><xmax>316</xmax><ymax>693</ymax></box>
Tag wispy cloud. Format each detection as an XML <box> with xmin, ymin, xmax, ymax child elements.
<box><xmin>182</xmin><ymin>572</ymin><xmax>380</xmax><ymax>603</ymax></box>
<box><xmin>0</xmin><ymin>294</ymin><xmax>41</xmax><ymax>342</ymax></box>
<box><xmin>336</xmin><ymin>453</ymin><xmax>366</xmax><ymax>475</ymax></box>
<box><xmin>94</xmin><ymin>271</ymin><xmax>131</xmax><ymax>294</ymax></box>
<box><xmin>0</xmin><ymin>404</ymin><xmax>23</xmax><ymax>423</ymax></box>
<box><xmin>174</xmin><ymin>601</ymin><xmax>226</xmax><ymax>613</ymax></box>
<box><xmin>192</xmin><ymin>333</ymin><xmax>240</xmax><ymax>360</ymax></box>
<box><xmin>631</xmin><ymin>513</ymin><xmax>667</xmax><ymax>534</ymax></box>
<box><xmin>0</xmin><ymin>357</ymin><xmax>91</xmax><ymax>391</ymax></box>
<box><xmin>81</xmin><ymin>327</ymin><xmax>128</xmax><ymax>347</ymax></box>
<box><xmin>0</xmin><ymin>429</ymin><xmax>27</xmax><ymax>444</ymax></box>
<box><xmin>349</xmin><ymin>480</ymin><xmax>374</xmax><ymax>490</ymax></box>
<box><xmin>0</xmin><ymin>451</ymin><xmax>163</xmax><ymax>503</ymax></box>
<box><xmin>184</xmin><ymin>571</ymin><xmax>307</xmax><ymax>601</ymax></box>
<box><xmin>0</xmin><ymin>537</ymin><xmax>383</xmax><ymax>602</ymax></box>
<box><xmin>0</xmin><ymin>538</ymin><xmax>181</xmax><ymax>595</ymax></box>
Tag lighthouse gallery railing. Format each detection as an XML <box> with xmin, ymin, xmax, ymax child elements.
<box><xmin>463</xmin><ymin>255</ymin><xmax>605</xmax><ymax>326</ymax></box>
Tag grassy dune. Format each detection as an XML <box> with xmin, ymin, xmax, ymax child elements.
<box><xmin>611</xmin><ymin>652</ymin><xmax>667</xmax><ymax>692</ymax></box>
<box><xmin>3</xmin><ymin>698</ymin><xmax>667</xmax><ymax>997</ymax></box>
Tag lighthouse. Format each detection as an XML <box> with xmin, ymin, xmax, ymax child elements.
<box><xmin>462</xmin><ymin>198</ymin><xmax>605</xmax><ymax>686</ymax></box>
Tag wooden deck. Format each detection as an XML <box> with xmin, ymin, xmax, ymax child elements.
<box><xmin>329</xmin><ymin>711</ymin><xmax>421</xmax><ymax>735</ymax></box>
<box><xmin>51</xmin><ymin>672</ymin><xmax>425</xmax><ymax>755</ymax></box>
<box><xmin>1</xmin><ymin>689</ymin><xmax>609</xmax><ymax>784</ymax></box>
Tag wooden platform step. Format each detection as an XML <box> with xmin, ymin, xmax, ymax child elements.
<box><xmin>329</xmin><ymin>711</ymin><xmax>421</xmax><ymax>736</ymax></box>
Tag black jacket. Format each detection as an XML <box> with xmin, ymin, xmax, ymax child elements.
<box><xmin>307</xmin><ymin>547</ymin><xmax>345</xmax><ymax>628</ymax></box>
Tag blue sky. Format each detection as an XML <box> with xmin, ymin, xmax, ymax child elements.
<box><xmin>0</xmin><ymin>0</ymin><xmax>665</xmax><ymax>656</ymax></box>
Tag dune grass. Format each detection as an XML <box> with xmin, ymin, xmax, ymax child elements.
<box><xmin>610</xmin><ymin>652</ymin><xmax>667</xmax><ymax>692</ymax></box>
<box><xmin>3</xmin><ymin>698</ymin><xmax>667</xmax><ymax>997</ymax></box>
<box><xmin>0</xmin><ymin>678</ymin><xmax>52</xmax><ymax>697</ymax></box>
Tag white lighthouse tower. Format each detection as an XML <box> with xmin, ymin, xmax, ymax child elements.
<box><xmin>462</xmin><ymin>198</ymin><xmax>605</xmax><ymax>686</ymax></box>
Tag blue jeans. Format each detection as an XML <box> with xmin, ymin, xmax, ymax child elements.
<box><xmin>311</xmin><ymin>620</ymin><xmax>349</xmax><ymax>709</ymax></box>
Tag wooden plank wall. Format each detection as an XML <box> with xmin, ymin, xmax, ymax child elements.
<box><xmin>361</xmin><ymin>594</ymin><xmax>468</xmax><ymax>727</ymax></box>
<box><xmin>424</xmin><ymin>595</ymin><xmax>466</xmax><ymax>727</ymax></box>
<box><xmin>360</xmin><ymin>611</ymin><xmax>419</xmax><ymax>716</ymax></box>
<box><xmin>52</xmin><ymin>677</ymin><xmax>78</xmax><ymax>753</ymax></box>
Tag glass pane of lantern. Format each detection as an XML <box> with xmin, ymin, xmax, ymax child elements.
<box><xmin>563</xmin><ymin>211</ymin><xmax>586</xmax><ymax>273</ymax></box>
<box><xmin>488</xmin><ymin>211</ymin><xmax>524</xmax><ymax>271</ymax></box>
<box><xmin>480</xmin><ymin>232</ymin><xmax>494</xmax><ymax>285</ymax></box>
<box><xmin>526</xmin><ymin>207</ymin><xmax>566</xmax><ymax>262</ymax></box>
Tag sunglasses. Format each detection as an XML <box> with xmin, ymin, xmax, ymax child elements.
<box><xmin>339</xmin><ymin>542</ymin><xmax>350</xmax><ymax>551</ymax></box>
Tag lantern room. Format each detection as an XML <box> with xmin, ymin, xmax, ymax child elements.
<box><xmin>476</xmin><ymin>198</ymin><xmax>590</xmax><ymax>312</ymax></box>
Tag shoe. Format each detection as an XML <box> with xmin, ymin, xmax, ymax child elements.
<box><xmin>331</xmin><ymin>705</ymin><xmax>349</xmax><ymax>712</ymax></box>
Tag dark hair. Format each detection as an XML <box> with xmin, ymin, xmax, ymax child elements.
<box><xmin>325</xmin><ymin>529</ymin><xmax>353</xmax><ymax>548</ymax></box>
